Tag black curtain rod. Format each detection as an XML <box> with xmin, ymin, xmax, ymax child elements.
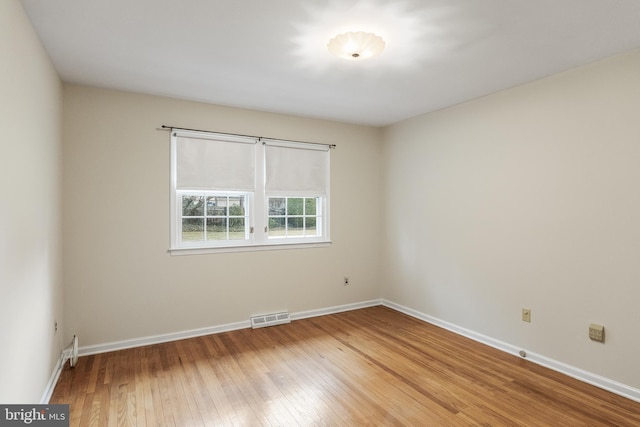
<box><xmin>160</xmin><ymin>125</ymin><xmax>336</xmax><ymax>148</ymax></box>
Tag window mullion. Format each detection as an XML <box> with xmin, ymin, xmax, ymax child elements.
<box><xmin>303</xmin><ymin>197</ymin><xmax>307</xmax><ymax>237</ymax></box>
<box><xmin>202</xmin><ymin>192</ymin><xmax>207</xmax><ymax>242</ymax></box>
<box><xmin>226</xmin><ymin>195</ymin><xmax>230</xmax><ymax>241</ymax></box>
<box><xmin>254</xmin><ymin>142</ymin><xmax>266</xmax><ymax>243</ymax></box>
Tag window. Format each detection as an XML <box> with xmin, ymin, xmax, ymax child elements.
<box><xmin>179</xmin><ymin>192</ymin><xmax>250</xmax><ymax>243</ymax></box>
<box><xmin>170</xmin><ymin>129</ymin><xmax>331</xmax><ymax>254</ymax></box>
<box><xmin>267</xmin><ymin>197</ymin><xmax>323</xmax><ymax>238</ymax></box>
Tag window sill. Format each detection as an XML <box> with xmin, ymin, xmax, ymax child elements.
<box><xmin>169</xmin><ymin>241</ymin><xmax>332</xmax><ymax>255</ymax></box>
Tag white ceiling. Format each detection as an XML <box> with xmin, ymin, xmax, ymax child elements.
<box><xmin>20</xmin><ymin>0</ymin><xmax>640</xmax><ymax>126</ymax></box>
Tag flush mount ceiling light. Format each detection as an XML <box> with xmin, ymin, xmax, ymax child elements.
<box><xmin>327</xmin><ymin>31</ymin><xmax>386</xmax><ymax>60</ymax></box>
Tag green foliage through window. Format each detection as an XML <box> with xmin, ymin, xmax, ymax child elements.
<box><xmin>180</xmin><ymin>192</ymin><xmax>248</xmax><ymax>242</ymax></box>
<box><xmin>267</xmin><ymin>197</ymin><xmax>320</xmax><ymax>238</ymax></box>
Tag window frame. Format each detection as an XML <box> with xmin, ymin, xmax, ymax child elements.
<box><xmin>169</xmin><ymin>129</ymin><xmax>331</xmax><ymax>255</ymax></box>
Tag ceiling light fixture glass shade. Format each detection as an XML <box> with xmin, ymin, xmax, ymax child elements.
<box><xmin>327</xmin><ymin>31</ymin><xmax>385</xmax><ymax>60</ymax></box>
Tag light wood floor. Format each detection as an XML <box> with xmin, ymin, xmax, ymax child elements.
<box><xmin>51</xmin><ymin>306</ymin><xmax>640</xmax><ymax>426</ymax></box>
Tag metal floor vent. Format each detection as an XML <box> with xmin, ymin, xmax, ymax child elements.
<box><xmin>250</xmin><ymin>312</ymin><xmax>291</xmax><ymax>329</ymax></box>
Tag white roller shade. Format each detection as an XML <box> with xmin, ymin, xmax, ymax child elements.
<box><xmin>176</xmin><ymin>133</ymin><xmax>256</xmax><ymax>191</ymax></box>
<box><xmin>264</xmin><ymin>139</ymin><xmax>330</xmax><ymax>196</ymax></box>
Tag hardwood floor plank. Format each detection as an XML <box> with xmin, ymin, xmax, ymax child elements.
<box><xmin>51</xmin><ymin>306</ymin><xmax>640</xmax><ymax>426</ymax></box>
<box><xmin>252</xmin><ymin>327</ymin><xmax>351</xmax><ymax>424</ymax></box>
<box><xmin>176</xmin><ymin>340</ymin><xmax>221</xmax><ymax>425</ymax></box>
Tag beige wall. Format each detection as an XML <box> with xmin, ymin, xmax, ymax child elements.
<box><xmin>62</xmin><ymin>85</ymin><xmax>383</xmax><ymax>347</ymax></box>
<box><xmin>382</xmin><ymin>49</ymin><xmax>640</xmax><ymax>389</ymax></box>
<box><xmin>0</xmin><ymin>0</ymin><xmax>63</xmax><ymax>403</ymax></box>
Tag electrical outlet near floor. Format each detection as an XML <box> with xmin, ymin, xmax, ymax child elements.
<box><xmin>589</xmin><ymin>323</ymin><xmax>605</xmax><ymax>343</ymax></box>
<box><xmin>522</xmin><ymin>308</ymin><xmax>531</xmax><ymax>323</ymax></box>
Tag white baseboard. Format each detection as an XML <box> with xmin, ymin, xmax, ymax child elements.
<box><xmin>77</xmin><ymin>299</ymin><xmax>383</xmax><ymax>357</ymax></box>
<box><xmin>40</xmin><ymin>353</ymin><xmax>65</xmax><ymax>404</ymax></box>
<box><xmin>382</xmin><ymin>299</ymin><xmax>522</xmax><ymax>356</ymax></box>
<box><xmin>291</xmin><ymin>299</ymin><xmax>382</xmax><ymax>321</ymax></box>
<box><xmin>78</xmin><ymin>319</ymin><xmax>250</xmax><ymax>356</ymax></box>
<box><xmin>382</xmin><ymin>299</ymin><xmax>640</xmax><ymax>403</ymax></box>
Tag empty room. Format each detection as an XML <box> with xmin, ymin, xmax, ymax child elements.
<box><xmin>2</xmin><ymin>0</ymin><xmax>640</xmax><ymax>425</ymax></box>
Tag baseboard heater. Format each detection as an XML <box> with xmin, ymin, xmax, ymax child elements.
<box><xmin>250</xmin><ymin>312</ymin><xmax>291</xmax><ymax>329</ymax></box>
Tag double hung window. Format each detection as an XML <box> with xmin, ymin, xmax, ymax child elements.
<box><xmin>170</xmin><ymin>129</ymin><xmax>330</xmax><ymax>253</ymax></box>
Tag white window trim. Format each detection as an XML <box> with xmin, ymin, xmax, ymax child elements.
<box><xmin>169</xmin><ymin>129</ymin><xmax>331</xmax><ymax>254</ymax></box>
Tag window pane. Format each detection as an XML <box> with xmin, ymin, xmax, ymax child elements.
<box><xmin>287</xmin><ymin>198</ymin><xmax>303</xmax><ymax>215</ymax></box>
<box><xmin>182</xmin><ymin>195</ymin><xmax>204</xmax><ymax>216</ymax></box>
<box><xmin>229</xmin><ymin>218</ymin><xmax>245</xmax><ymax>240</ymax></box>
<box><xmin>269</xmin><ymin>198</ymin><xmax>285</xmax><ymax>215</ymax></box>
<box><xmin>269</xmin><ymin>217</ymin><xmax>285</xmax><ymax>237</ymax></box>
<box><xmin>287</xmin><ymin>217</ymin><xmax>304</xmax><ymax>236</ymax></box>
<box><xmin>206</xmin><ymin>218</ymin><xmax>227</xmax><ymax>240</ymax></box>
<box><xmin>305</xmin><ymin>198</ymin><xmax>316</xmax><ymax>215</ymax></box>
<box><xmin>182</xmin><ymin>218</ymin><xmax>204</xmax><ymax>241</ymax></box>
<box><xmin>266</xmin><ymin>196</ymin><xmax>322</xmax><ymax>239</ymax></box>
<box><xmin>229</xmin><ymin>197</ymin><xmax>245</xmax><ymax>216</ymax></box>
<box><xmin>207</xmin><ymin>196</ymin><xmax>227</xmax><ymax>216</ymax></box>
<box><xmin>305</xmin><ymin>217</ymin><xmax>317</xmax><ymax>235</ymax></box>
